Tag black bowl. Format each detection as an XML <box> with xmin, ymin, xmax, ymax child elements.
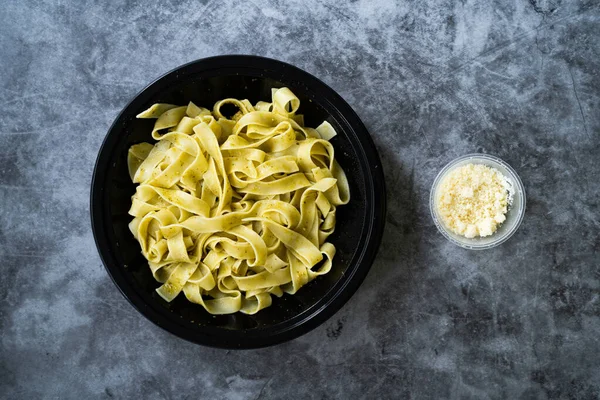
<box><xmin>91</xmin><ymin>55</ymin><xmax>386</xmax><ymax>349</ymax></box>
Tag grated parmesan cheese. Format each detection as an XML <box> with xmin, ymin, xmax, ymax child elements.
<box><xmin>436</xmin><ymin>163</ymin><xmax>513</xmax><ymax>238</ymax></box>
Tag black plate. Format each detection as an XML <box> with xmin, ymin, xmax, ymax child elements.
<box><xmin>91</xmin><ymin>55</ymin><xmax>386</xmax><ymax>348</ymax></box>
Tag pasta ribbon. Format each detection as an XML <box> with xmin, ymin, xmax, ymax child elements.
<box><xmin>129</xmin><ymin>88</ymin><xmax>350</xmax><ymax>314</ymax></box>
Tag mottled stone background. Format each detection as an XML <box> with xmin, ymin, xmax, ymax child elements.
<box><xmin>1</xmin><ymin>0</ymin><xmax>599</xmax><ymax>399</ymax></box>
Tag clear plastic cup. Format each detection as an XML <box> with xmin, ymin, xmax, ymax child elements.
<box><xmin>430</xmin><ymin>154</ymin><xmax>526</xmax><ymax>250</ymax></box>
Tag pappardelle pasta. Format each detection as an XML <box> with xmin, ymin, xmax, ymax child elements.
<box><xmin>127</xmin><ymin>88</ymin><xmax>349</xmax><ymax>315</ymax></box>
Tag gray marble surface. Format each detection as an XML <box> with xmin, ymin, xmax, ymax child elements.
<box><xmin>1</xmin><ymin>0</ymin><xmax>599</xmax><ymax>398</ymax></box>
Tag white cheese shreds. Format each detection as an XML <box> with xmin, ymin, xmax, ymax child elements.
<box><xmin>436</xmin><ymin>163</ymin><xmax>513</xmax><ymax>238</ymax></box>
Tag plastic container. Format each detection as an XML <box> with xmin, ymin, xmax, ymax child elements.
<box><xmin>430</xmin><ymin>153</ymin><xmax>526</xmax><ymax>250</ymax></box>
<box><xmin>90</xmin><ymin>56</ymin><xmax>386</xmax><ymax>348</ymax></box>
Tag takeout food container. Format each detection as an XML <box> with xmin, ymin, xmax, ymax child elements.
<box><xmin>90</xmin><ymin>56</ymin><xmax>386</xmax><ymax>348</ymax></box>
<box><xmin>430</xmin><ymin>153</ymin><xmax>526</xmax><ymax>250</ymax></box>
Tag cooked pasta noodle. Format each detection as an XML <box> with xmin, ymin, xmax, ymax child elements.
<box><xmin>127</xmin><ymin>87</ymin><xmax>349</xmax><ymax>315</ymax></box>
